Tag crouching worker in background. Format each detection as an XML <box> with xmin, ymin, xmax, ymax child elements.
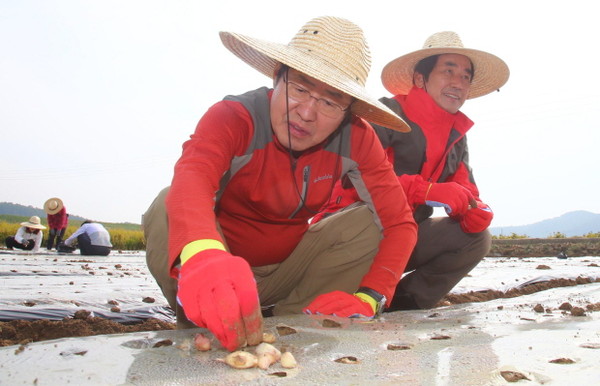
<box><xmin>314</xmin><ymin>31</ymin><xmax>510</xmax><ymax>311</ymax></box>
<box><xmin>143</xmin><ymin>16</ymin><xmax>417</xmax><ymax>352</ymax></box>
<box><xmin>58</xmin><ymin>220</ymin><xmax>112</xmax><ymax>256</ymax></box>
<box><xmin>5</xmin><ymin>216</ymin><xmax>46</xmax><ymax>252</ymax></box>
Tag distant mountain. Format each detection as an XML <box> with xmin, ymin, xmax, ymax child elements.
<box><xmin>490</xmin><ymin>210</ymin><xmax>600</xmax><ymax>238</ymax></box>
<box><xmin>0</xmin><ymin>202</ymin><xmax>87</xmax><ymax>223</ymax></box>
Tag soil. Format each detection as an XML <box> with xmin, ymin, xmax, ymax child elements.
<box><xmin>2</xmin><ymin>276</ymin><xmax>599</xmax><ymax>348</ymax></box>
<box><xmin>490</xmin><ymin>237</ymin><xmax>600</xmax><ymax>257</ymax></box>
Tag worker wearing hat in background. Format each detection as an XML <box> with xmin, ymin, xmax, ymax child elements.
<box><xmin>315</xmin><ymin>31</ymin><xmax>509</xmax><ymax>311</ymax></box>
<box><xmin>5</xmin><ymin>216</ymin><xmax>46</xmax><ymax>252</ymax></box>
<box><xmin>44</xmin><ymin>197</ymin><xmax>69</xmax><ymax>251</ymax></box>
<box><xmin>143</xmin><ymin>16</ymin><xmax>418</xmax><ymax>352</ymax></box>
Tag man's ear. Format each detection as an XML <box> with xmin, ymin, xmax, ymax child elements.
<box><xmin>414</xmin><ymin>72</ymin><xmax>425</xmax><ymax>89</ymax></box>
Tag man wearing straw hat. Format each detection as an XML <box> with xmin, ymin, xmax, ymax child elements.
<box><xmin>315</xmin><ymin>31</ymin><xmax>509</xmax><ymax>311</ymax></box>
<box><xmin>44</xmin><ymin>197</ymin><xmax>68</xmax><ymax>251</ymax></box>
<box><xmin>143</xmin><ymin>16</ymin><xmax>418</xmax><ymax>351</ymax></box>
<box><xmin>5</xmin><ymin>216</ymin><xmax>46</xmax><ymax>253</ymax></box>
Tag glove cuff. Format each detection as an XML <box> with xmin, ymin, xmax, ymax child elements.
<box><xmin>416</xmin><ymin>181</ymin><xmax>433</xmax><ymax>205</ymax></box>
<box><xmin>355</xmin><ymin>287</ymin><xmax>387</xmax><ymax>316</ymax></box>
<box><xmin>181</xmin><ymin>239</ymin><xmax>226</xmax><ymax>265</ymax></box>
<box><xmin>354</xmin><ymin>292</ymin><xmax>378</xmax><ymax>314</ymax></box>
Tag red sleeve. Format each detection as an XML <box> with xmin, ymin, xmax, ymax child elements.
<box><xmin>446</xmin><ymin>162</ymin><xmax>481</xmax><ymax>200</ymax></box>
<box><xmin>349</xmin><ymin>119</ymin><xmax>418</xmax><ymax>303</ymax></box>
<box><xmin>397</xmin><ymin>174</ymin><xmax>430</xmax><ymax>210</ymax></box>
<box><xmin>166</xmin><ymin>100</ymin><xmax>252</xmax><ymax>276</ymax></box>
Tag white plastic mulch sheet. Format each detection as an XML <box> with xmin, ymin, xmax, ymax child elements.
<box><xmin>0</xmin><ymin>250</ymin><xmax>173</xmax><ymax>322</ymax></box>
<box><xmin>1</xmin><ymin>249</ymin><xmax>599</xmax><ymax>323</ymax></box>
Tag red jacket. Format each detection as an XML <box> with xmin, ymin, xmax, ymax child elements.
<box><xmin>315</xmin><ymin>87</ymin><xmax>480</xmax><ymax>223</ymax></box>
<box><xmin>166</xmin><ymin>87</ymin><xmax>417</xmax><ymax>302</ymax></box>
<box><xmin>47</xmin><ymin>207</ymin><xmax>68</xmax><ymax>229</ymax></box>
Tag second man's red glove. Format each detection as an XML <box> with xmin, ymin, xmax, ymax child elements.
<box><xmin>424</xmin><ymin>182</ymin><xmax>475</xmax><ymax>216</ymax></box>
<box><xmin>460</xmin><ymin>201</ymin><xmax>494</xmax><ymax>233</ymax></box>
<box><xmin>177</xmin><ymin>249</ymin><xmax>263</xmax><ymax>351</ymax></box>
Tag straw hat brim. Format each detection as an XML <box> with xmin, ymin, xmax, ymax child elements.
<box><xmin>20</xmin><ymin>221</ymin><xmax>46</xmax><ymax>230</ymax></box>
<box><xmin>220</xmin><ymin>31</ymin><xmax>410</xmax><ymax>133</ymax></box>
<box><xmin>381</xmin><ymin>47</ymin><xmax>510</xmax><ymax>99</ymax></box>
<box><xmin>44</xmin><ymin>197</ymin><xmax>64</xmax><ymax>215</ymax></box>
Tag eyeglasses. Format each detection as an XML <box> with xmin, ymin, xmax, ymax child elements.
<box><xmin>285</xmin><ymin>80</ymin><xmax>351</xmax><ymax>118</ymax></box>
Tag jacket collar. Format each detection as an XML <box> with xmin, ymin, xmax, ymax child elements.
<box><xmin>397</xmin><ymin>86</ymin><xmax>474</xmax><ymax>135</ymax></box>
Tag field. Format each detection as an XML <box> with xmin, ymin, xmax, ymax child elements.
<box><xmin>490</xmin><ymin>237</ymin><xmax>600</xmax><ymax>257</ymax></box>
<box><xmin>3</xmin><ymin>213</ymin><xmax>600</xmax><ymax>256</ymax></box>
<box><xmin>0</xmin><ymin>214</ymin><xmax>144</xmax><ymax>250</ymax></box>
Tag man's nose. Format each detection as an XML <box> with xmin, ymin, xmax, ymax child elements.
<box><xmin>295</xmin><ymin>97</ymin><xmax>319</xmax><ymax>120</ymax></box>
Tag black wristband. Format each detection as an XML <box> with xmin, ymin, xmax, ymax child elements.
<box><xmin>357</xmin><ymin>287</ymin><xmax>387</xmax><ymax>315</ymax></box>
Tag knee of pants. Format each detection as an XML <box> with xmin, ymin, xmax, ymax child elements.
<box><xmin>308</xmin><ymin>204</ymin><xmax>380</xmax><ymax>246</ymax></box>
<box><xmin>470</xmin><ymin>229</ymin><xmax>492</xmax><ymax>258</ymax></box>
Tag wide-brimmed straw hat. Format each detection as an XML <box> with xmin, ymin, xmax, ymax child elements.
<box><xmin>21</xmin><ymin>216</ymin><xmax>46</xmax><ymax>230</ymax></box>
<box><xmin>381</xmin><ymin>31</ymin><xmax>509</xmax><ymax>99</ymax></box>
<box><xmin>219</xmin><ymin>16</ymin><xmax>410</xmax><ymax>133</ymax></box>
<box><xmin>44</xmin><ymin>197</ymin><xmax>64</xmax><ymax>215</ymax></box>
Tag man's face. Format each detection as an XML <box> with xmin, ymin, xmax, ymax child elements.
<box><xmin>415</xmin><ymin>53</ymin><xmax>473</xmax><ymax>114</ymax></box>
<box><xmin>270</xmin><ymin>68</ymin><xmax>353</xmax><ymax>152</ymax></box>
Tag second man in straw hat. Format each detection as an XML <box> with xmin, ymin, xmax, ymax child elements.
<box><xmin>143</xmin><ymin>16</ymin><xmax>418</xmax><ymax>352</ymax></box>
<box><xmin>316</xmin><ymin>31</ymin><xmax>510</xmax><ymax>311</ymax></box>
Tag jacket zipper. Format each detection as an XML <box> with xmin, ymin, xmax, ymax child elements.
<box><xmin>289</xmin><ymin>165</ymin><xmax>311</xmax><ymax>218</ymax></box>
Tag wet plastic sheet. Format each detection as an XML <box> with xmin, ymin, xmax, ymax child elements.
<box><xmin>0</xmin><ymin>249</ymin><xmax>175</xmax><ymax>322</ymax></box>
<box><xmin>1</xmin><ymin>284</ymin><xmax>600</xmax><ymax>385</ymax></box>
<box><xmin>0</xmin><ymin>305</ymin><xmax>175</xmax><ymax>323</ymax></box>
<box><xmin>1</xmin><ymin>250</ymin><xmax>599</xmax><ymax>323</ymax></box>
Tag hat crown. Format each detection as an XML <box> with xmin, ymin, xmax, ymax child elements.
<box><xmin>48</xmin><ymin>200</ymin><xmax>58</xmax><ymax>210</ymax></box>
<box><xmin>423</xmin><ymin>31</ymin><xmax>464</xmax><ymax>50</ymax></box>
<box><xmin>29</xmin><ymin>216</ymin><xmax>41</xmax><ymax>225</ymax></box>
<box><xmin>288</xmin><ymin>16</ymin><xmax>371</xmax><ymax>86</ymax></box>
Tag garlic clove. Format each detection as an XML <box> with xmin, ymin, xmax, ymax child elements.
<box><xmin>223</xmin><ymin>351</ymin><xmax>258</xmax><ymax>369</ymax></box>
<box><xmin>255</xmin><ymin>342</ymin><xmax>281</xmax><ymax>361</ymax></box>
<box><xmin>262</xmin><ymin>332</ymin><xmax>277</xmax><ymax>343</ymax></box>
<box><xmin>280</xmin><ymin>351</ymin><xmax>297</xmax><ymax>369</ymax></box>
<box><xmin>257</xmin><ymin>352</ymin><xmax>277</xmax><ymax>370</ymax></box>
<box><xmin>193</xmin><ymin>333</ymin><xmax>211</xmax><ymax>351</ymax></box>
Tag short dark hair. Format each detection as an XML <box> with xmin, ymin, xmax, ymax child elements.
<box><xmin>414</xmin><ymin>55</ymin><xmax>440</xmax><ymax>83</ymax></box>
<box><xmin>413</xmin><ymin>54</ymin><xmax>475</xmax><ymax>84</ymax></box>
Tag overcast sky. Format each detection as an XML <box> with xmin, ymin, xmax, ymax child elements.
<box><xmin>1</xmin><ymin>0</ymin><xmax>598</xmax><ymax>228</ymax></box>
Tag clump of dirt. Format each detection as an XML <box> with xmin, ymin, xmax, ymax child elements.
<box><xmin>0</xmin><ymin>315</ymin><xmax>175</xmax><ymax>347</ymax></box>
<box><xmin>438</xmin><ymin>276</ymin><xmax>600</xmax><ymax>306</ymax></box>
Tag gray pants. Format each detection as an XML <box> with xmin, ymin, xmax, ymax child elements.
<box><xmin>142</xmin><ymin>187</ymin><xmax>381</xmax><ymax>328</ymax></box>
<box><xmin>396</xmin><ymin>216</ymin><xmax>491</xmax><ymax>308</ymax></box>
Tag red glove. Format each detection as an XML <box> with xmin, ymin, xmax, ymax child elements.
<box><xmin>303</xmin><ymin>291</ymin><xmax>375</xmax><ymax>318</ymax></box>
<box><xmin>460</xmin><ymin>201</ymin><xmax>493</xmax><ymax>233</ymax></box>
<box><xmin>424</xmin><ymin>182</ymin><xmax>475</xmax><ymax>216</ymax></box>
<box><xmin>177</xmin><ymin>249</ymin><xmax>263</xmax><ymax>351</ymax></box>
